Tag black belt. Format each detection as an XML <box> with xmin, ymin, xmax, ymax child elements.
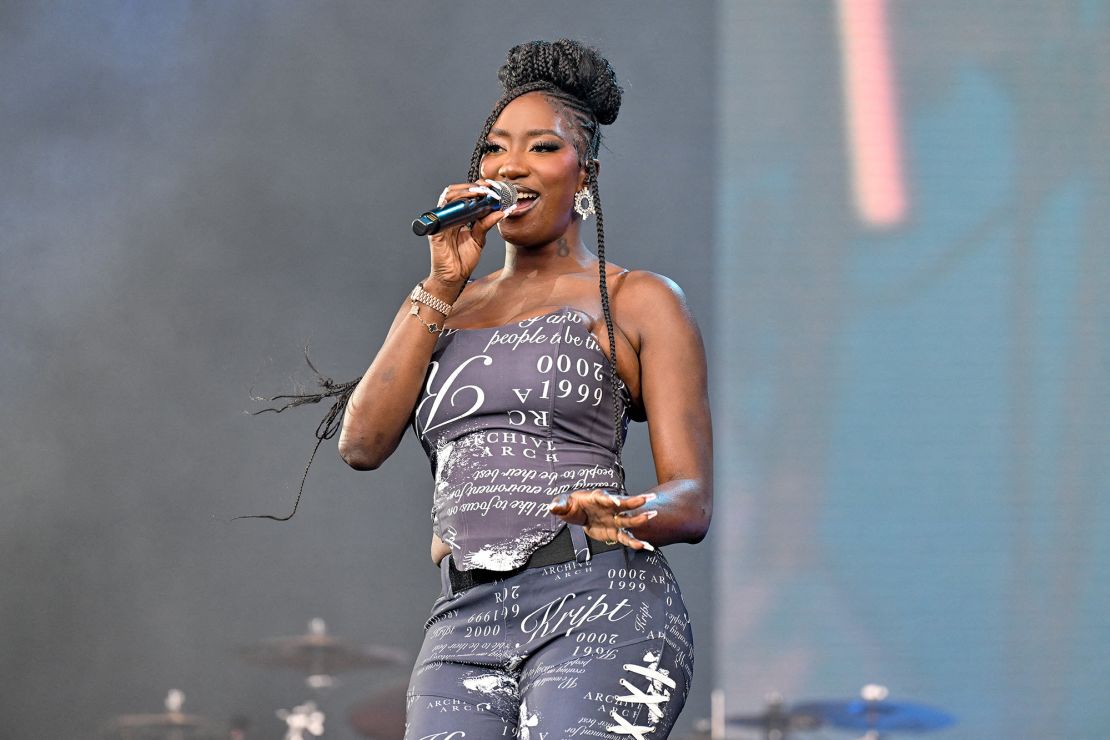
<box><xmin>447</xmin><ymin>527</ymin><xmax>623</xmax><ymax>593</ymax></box>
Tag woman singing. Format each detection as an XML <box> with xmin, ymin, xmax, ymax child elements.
<box><xmin>337</xmin><ymin>39</ymin><xmax>712</xmax><ymax>738</ymax></box>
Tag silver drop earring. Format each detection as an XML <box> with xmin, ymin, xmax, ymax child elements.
<box><xmin>574</xmin><ymin>188</ymin><xmax>595</xmax><ymax>220</ymax></box>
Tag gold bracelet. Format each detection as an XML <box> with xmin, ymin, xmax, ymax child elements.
<box><xmin>409</xmin><ymin>302</ymin><xmax>445</xmax><ymax>334</ymax></box>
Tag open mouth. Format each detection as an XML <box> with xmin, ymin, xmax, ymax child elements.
<box><xmin>507</xmin><ymin>188</ymin><xmax>539</xmax><ymax>217</ymax></box>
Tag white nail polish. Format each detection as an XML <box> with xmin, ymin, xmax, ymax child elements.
<box><xmin>641</xmin><ymin>493</ymin><xmax>658</xmax><ymax>503</ymax></box>
<box><xmin>641</xmin><ymin>541</ymin><xmax>656</xmax><ymax>551</ymax></box>
<box><xmin>645</xmin><ymin>510</ymin><xmax>658</xmax><ymax>520</ymax></box>
<box><xmin>502</xmin><ymin>203</ymin><xmax>518</xmax><ymax>216</ymax></box>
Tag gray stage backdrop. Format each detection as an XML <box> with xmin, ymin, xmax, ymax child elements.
<box><xmin>1</xmin><ymin>2</ymin><xmax>716</xmax><ymax>739</ymax></box>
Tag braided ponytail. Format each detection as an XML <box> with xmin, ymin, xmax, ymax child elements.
<box><xmin>588</xmin><ymin>160</ymin><xmax>627</xmax><ymax>485</ymax></box>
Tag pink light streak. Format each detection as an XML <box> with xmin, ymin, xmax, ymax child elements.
<box><xmin>837</xmin><ymin>0</ymin><xmax>908</xmax><ymax>228</ymax></box>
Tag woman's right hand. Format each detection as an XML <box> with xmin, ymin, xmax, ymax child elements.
<box><xmin>425</xmin><ymin>181</ymin><xmax>514</xmax><ymax>297</ymax></box>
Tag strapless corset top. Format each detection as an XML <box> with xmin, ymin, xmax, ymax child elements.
<box><xmin>411</xmin><ymin>307</ymin><xmax>631</xmax><ymax>571</ymax></box>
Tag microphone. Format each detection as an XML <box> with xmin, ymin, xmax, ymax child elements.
<box><xmin>412</xmin><ymin>181</ymin><xmax>518</xmax><ymax>236</ymax></box>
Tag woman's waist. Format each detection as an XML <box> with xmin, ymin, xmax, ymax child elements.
<box><xmin>433</xmin><ymin>453</ymin><xmax>624</xmax><ymax>502</ymax></box>
<box><xmin>440</xmin><ymin>525</ymin><xmax>624</xmax><ymax>586</ymax></box>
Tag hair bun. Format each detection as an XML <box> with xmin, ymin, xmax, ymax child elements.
<box><xmin>497</xmin><ymin>39</ymin><xmax>623</xmax><ymax>125</ymax></box>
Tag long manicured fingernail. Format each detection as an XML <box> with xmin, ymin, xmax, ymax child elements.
<box><xmin>468</xmin><ymin>186</ymin><xmax>494</xmax><ymax>196</ymax></box>
<box><xmin>502</xmin><ymin>203</ymin><xmax>518</xmax><ymax>216</ymax></box>
<box><xmin>641</xmin><ymin>493</ymin><xmax>658</xmax><ymax>503</ymax></box>
<box><xmin>644</xmin><ymin>510</ymin><xmax>658</xmax><ymax>520</ymax></box>
<box><xmin>641</xmin><ymin>541</ymin><xmax>656</xmax><ymax>551</ymax></box>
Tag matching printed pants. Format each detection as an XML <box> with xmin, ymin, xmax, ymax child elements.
<box><xmin>405</xmin><ymin>526</ymin><xmax>694</xmax><ymax>739</ymax></box>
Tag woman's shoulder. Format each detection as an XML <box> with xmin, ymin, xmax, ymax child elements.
<box><xmin>610</xmin><ymin>268</ymin><xmax>693</xmax><ymax>318</ymax></box>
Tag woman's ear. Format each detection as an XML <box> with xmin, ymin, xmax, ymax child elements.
<box><xmin>579</xmin><ymin>159</ymin><xmax>601</xmax><ymax>189</ymax></box>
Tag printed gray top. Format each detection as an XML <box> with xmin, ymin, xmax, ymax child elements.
<box><xmin>412</xmin><ymin>307</ymin><xmax>630</xmax><ymax>571</ymax></box>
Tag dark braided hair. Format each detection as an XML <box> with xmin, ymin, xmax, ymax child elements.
<box><xmin>585</xmin><ymin>159</ymin><xmax>627</xmax><ymax>485</ymax></box>
<box><xmin>242</xmin><ymin>39</ymin><xmax>626</xmax><ymax>520</ymax></box>
<box><xmin>236</xmin><ymin>350</ymin><xmax>358</xmax><ymax>521</ymax></box>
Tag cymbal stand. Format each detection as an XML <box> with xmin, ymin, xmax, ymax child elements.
<box><xmin>277</xmin><ymin>618</ymin><xmax>334</xmax><ymax>739</ymax></box>
<box><xmin>304</xmin><ymin>618</ymin><xmax>340</xmax><ymax>691</ymax></box>
<box><xmin>853</xmin><ymin>684</ymin><xmax>889</xmax><ymax>740</ymax></box>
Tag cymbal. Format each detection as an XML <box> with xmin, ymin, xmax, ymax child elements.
<box><xmin>102</xmin><ymin>712</ymin><xmax>219</xmax><ymax>739</ymax></box>
<box><xmin>241</xmin><ymin>635</ymin><xmax>407</xmax><ymax>674</ymax></box>
<box><xmin>240</xmin><ymin>619</ymin><xmax>407</xmax><ymax>676</ymax></box>
<box><xmin>349</xmin><ymin>682</ymin><xmax>408</xmax><ymax>739</ymax></box>
<box><xmin>103</xmin><ymin>690</ymin><xmax>221</xmax><ymax>739</ymax></box>
<box><xmin>791</xmin><ymin>699</ymin><xmax>955</xmax><ymax>732</ymax></box>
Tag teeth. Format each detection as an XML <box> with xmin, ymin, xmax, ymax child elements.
<box><xmin>517</xmin><ymin>192</ymin><xmax>538</xmax><ymax>199</ymax></box>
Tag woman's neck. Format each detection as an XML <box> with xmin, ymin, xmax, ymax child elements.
<box><xmin>501</xmin><ymin>234</ymin><xmax>594</xmax><ymax>279</ymax></box>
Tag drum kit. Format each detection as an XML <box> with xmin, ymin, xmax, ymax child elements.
<box><xmin>102</xmin><ymin>621</ymin><xmax>955</xmax><ymax>740</ymax></box>
<box><xmin>690</xmin><ymin>684</ymin><xmax>956</xmax><ymax>740</ymax></box>
<box><xmin>100</xmin><ymin>618</ymin><xmax>408</xmax><ymax>740</ymax></box>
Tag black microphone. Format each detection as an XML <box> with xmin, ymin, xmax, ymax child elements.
<box><xmin>412</xmin><ymin>181</ymin><xmax>518</xmax><ymax>236</ymax></box>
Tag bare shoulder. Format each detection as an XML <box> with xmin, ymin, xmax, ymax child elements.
<box><xmin>611</xmin><ymin>270</ymin><xmax>698</xmax><ymax>333</ymax></box>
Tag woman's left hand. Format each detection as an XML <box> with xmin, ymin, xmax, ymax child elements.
<box><xmin>548</xmin><ymin>491</ymin><xmax>658</xmax><ymax>551</ymax></box>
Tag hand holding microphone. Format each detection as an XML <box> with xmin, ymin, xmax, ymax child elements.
<box><xmin>412</xmin><ymin>180</ymin><xmax>519</xmax><ymax>235</ymax></box>
<box><xmin>417</xmin><ymin>180</ymin><xmax>519</xmax><ymax>301</ymax></box>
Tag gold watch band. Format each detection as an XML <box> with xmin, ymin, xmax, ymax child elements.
<box><xmin>409</xmin><ymin>283</ymin><xmax>453</xmax><ymax>317</ymax></box>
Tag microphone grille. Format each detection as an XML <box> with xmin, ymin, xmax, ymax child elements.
<box><xmin>488</xmin><ymin>181</ymin><xmax>518</xmax><ymax>208</ymax></box>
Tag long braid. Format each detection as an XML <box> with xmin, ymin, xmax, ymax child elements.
<box><xmin>589</xmin><ymin>161</ymin><xmax>626</xmax><ymax>488</ymax></box>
